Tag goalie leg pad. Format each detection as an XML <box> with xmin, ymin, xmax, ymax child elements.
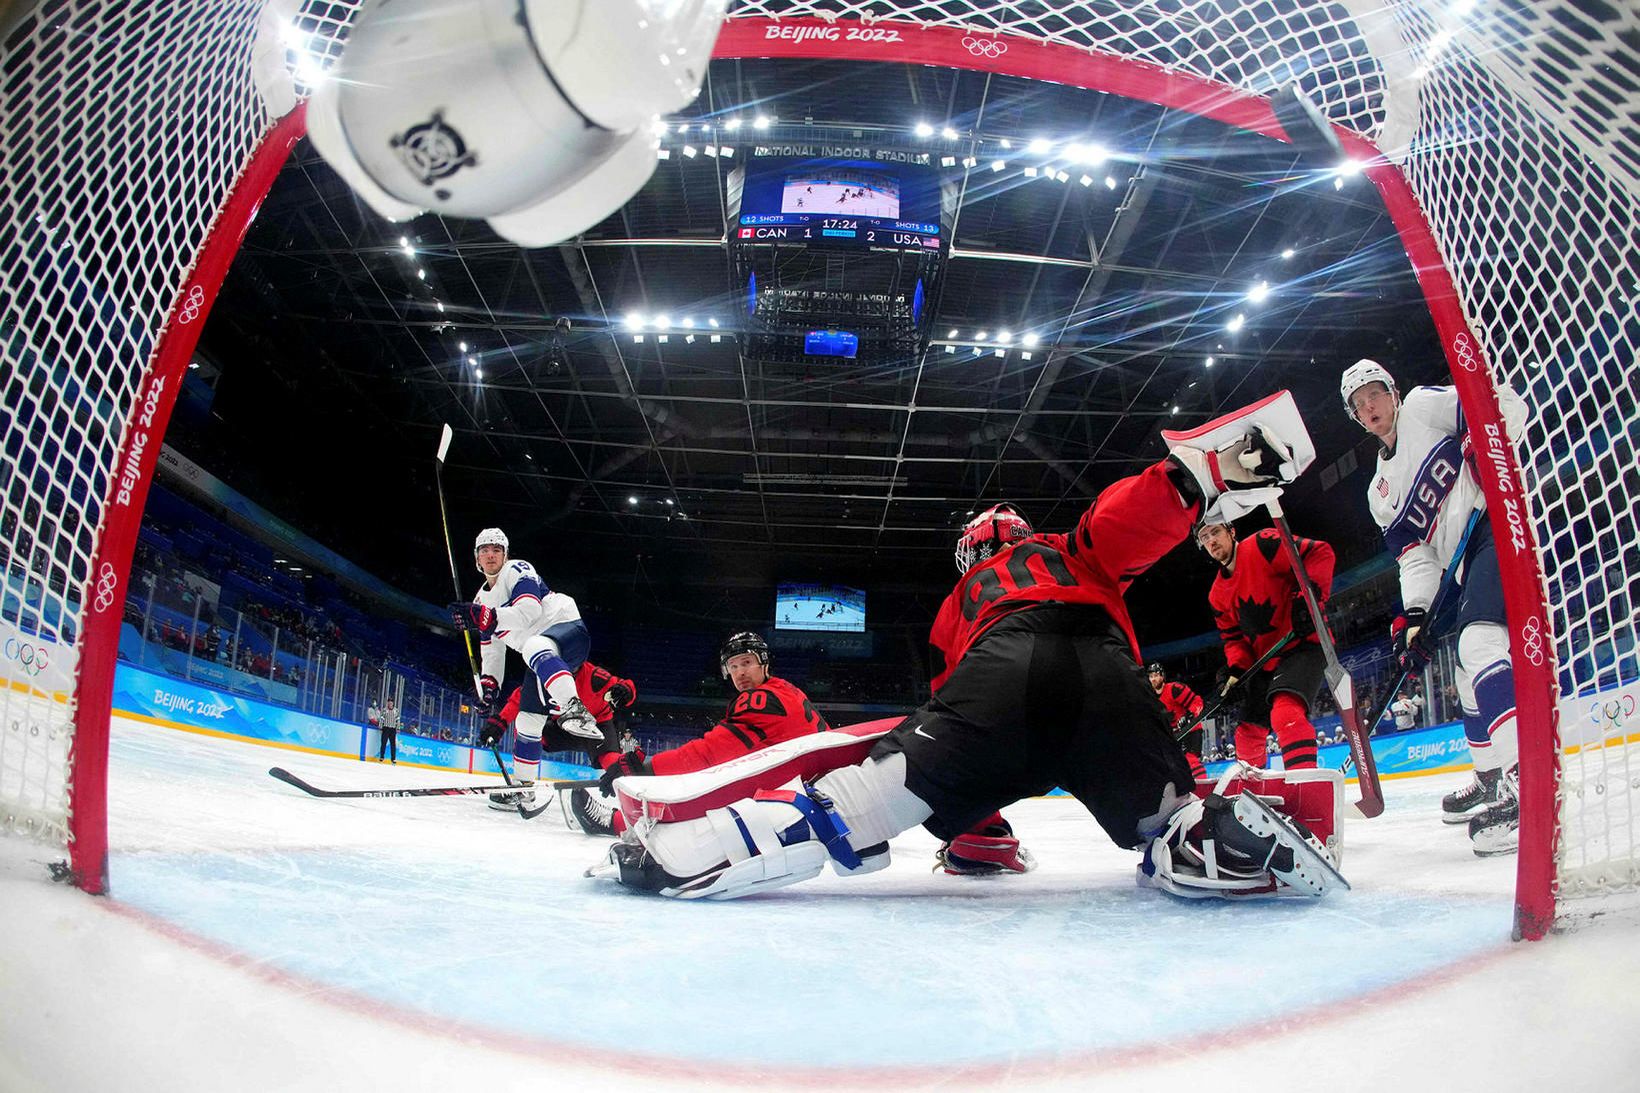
<box><xmin>600</xmin><ymin>778</ymin><xmax>876</xmax><ymax>900</ymax></box>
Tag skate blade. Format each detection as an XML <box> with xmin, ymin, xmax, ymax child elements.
<box><xmin>1237</xmin><ymin>790</ymin><xmax>1351</xmax><ymax>893</ymax></box>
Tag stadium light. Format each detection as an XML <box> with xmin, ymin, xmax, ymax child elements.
<box><xmin>992</xmin><ymin>159</ymin><xmax>1007</xmax><ymax>172</ymax></box>
<box><xmin>1024</xmin><ymin>166</ymin><xmax>1038</xmax><ymax>177</ymax></box>
<box><xmin>941</xmin><ymin>156</ymin><xmax>957</xmax><ymax>167</ymax></box>
<box><xmin>994</xmin><ymin>348</ymin><xmax>1005</xmax><ymax>357</ymax></box>
<box><xmin>1000</xmin><ymin>139</ymin><xmax>1012</xmax><ymax>149</ymax></box>
<box><xmin>942</xmin><ymin>127</ymin><xmax>959</xmax><ymax>141</ymax></box>
<box><xmin>655</xmin><ymin>149</ymin><xmax>670</xmax><ymax>160</ymax></box>
<box><xmin>655</xmin><ymin>315</ymin><xmax>671</xmax><ymax>330</ymax></box>
<box><xmin>1027</xmin><ymin>137</ymin><xmax>1051</xmax><ymax>155</ymax></box>
<box><xmin>681</xmin><ymin>317</ymin><xmax>695</xmax><ymax>328</ymax></box>
<box><xmin>914</xmin><ymin>121</ymin><xmax>934</xmax><ymax>137</ymax></box>
<box><xmin>962</xmin><ymin>156</ymin><xmax>977</xmax><ymax>168</ymax></box>
<box><xmin>623</xmin><ymin>314</ymin><xmax>644</xmax><ymax>331</ymax></box>
<box><xmin>709</xmin><ymin>334</ymin><xmax>722</xmax><ymax>343</ymax></box>
<box><xmin>1282</xmin><ymin>248</ymin><xmax>1296</xmax><ymax>259</ymax></box>
<box><xmin>947</xmin><ymin>328</ymin><xmax>959</xmax><ymax>339</ymax></box>
<box><xmin>1104</xmin><ymin>175</ymin><xmax>1117</xmax><ymax>189</ymax></box>
<box><xmin>945</xmin><ymin>345</ymin><xmax>956</xmax><ymax>354</ymax></box>
<box><xmin>474</xmin><ymin>368</ymin><xmax>483</xmax><ymax>380</ymax></box>
<box><xmin>650</xmin><ymin>119</ymin><xmax>669</xmax><ymax>136</ymax></box>
<box><xmin>976</xmin><ymin>330</ymin><xmax>989</xmax><ymax>341</ymax></box>
<box><xmin>435</xmin><ymin>301</ymin><xmax>445</xmax><ymax>312</ymax></box>
<box><xmin>459</xmin><ymin>341</ymin><xmax>469</xmax><ymax>351</ymax></box>
<box><xmin>753</xmin><ymin>115</ymin><xmax>771</xmax><ymax>129</ymax></box>
<box><xmin>681</xmin><ymin>144</ymin><xmax>696</xmax><ymax>157</ymax></box>
<box><xmin>703</xmin><ymin>145</ymin><xmax>718</xmax><ymax>157</ymax></box>
<box><xmin>1205</xmin><ymin>356</ymin><xmax>1216</xmax><ymax>368</ymax></box>
<box><xmin>1248</xmin><ymin>281</ymin><xmax>1271</xmax><ymax>304</ymax></box>
<box><xmin>1021</xmin><ymin>351</ymin><xmax>1032</xmax><ymax>360</ymax></box>
<box><xmin>719</xmin><ymin>147</ymin><xmax>734</xmax><ymax>158</ymax></box>
<box><xmin>466</xmin><ymin>355</ymin><xmax>477</xmax><ymax>366</ymax></box>
<box><xmin>1080</xmin><ymin>174</ymin><xmax>1093</xmax><ymax>187</ymax></box>
<box><xmin>416</xmin><ymin>268</ymin><xmax>426</xmax><ymax>279</ymax></box>
<box><xmin>1171</xmin><ymin>405</ymin><xmax>1179</xmax><ymax>415</ymax></box>
<box><xmin>1081</xmin><ymin>143</ymin><xmax>1108</xmax><ymax>165</ymax></box>
<box><xmin>1226</xmin><ymin>314</ymin><xmax>1246</xmax><ymax>333</ymax></box>
<box><xmin>657</xmin><ymin>334</ymin><xmax>669</xmax><ymax>343</ymax></box>
<box><xmin>685</xmin><ymin>333</ymin><xmax>695</xmax><ymax>344</ymax></box>
<box><xmin>1056</xmin><ymin>170</ymin><xmax>1070</xmax><ymax>183</ymax></box>
<box><xmin>998</xmin><ymin>330</ymin><xmax>1013</xmax><ymax>344</ymax></box>
<box><xmin>628</xmin><ymin>496</ymin><xmax>638</xmax><ymax>505</ymax></box>
<box><xmin>632</xmin><ymin>334</ymin><xmax>644</xmax><ymax>343</ymax></box>
<box><xmin>725</xmin><ymin>117</ymin><xmax>742</xmax><ymax>131</ymax></box>
<box><xmin>1022</xmin><ymin>333</ymin><xmax>1040</xmax><ymax>347</ymax></box>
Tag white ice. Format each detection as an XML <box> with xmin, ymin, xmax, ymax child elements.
<box><xmin>3</xmin><ymin>716</ymin><xmax>1639</xmax><ymax>1091</ymax></box>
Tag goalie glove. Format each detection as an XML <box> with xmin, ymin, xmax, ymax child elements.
<box><xmin>1168</xmin><ymin>425</ymin><xmax>1294</xmax><ymax>509</ymax></box>
<box><xmin>448</xmin><ymin>601</ymin><xmax>497</xmax><ymax>638</ymax></box>
<box><xmin>1391</xmin><ymin>608</ymin><xmax>1431</xmax><ymax>670</ymax></box>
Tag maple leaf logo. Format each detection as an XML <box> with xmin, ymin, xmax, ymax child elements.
<box><xmin>1236</xmin><ymin>595</ymin><xmax>1277</xmax><ymax>637</ymax></box>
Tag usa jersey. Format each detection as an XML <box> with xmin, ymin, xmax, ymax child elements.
<box><xmin>928</xmin><ymin>461</ymin><xmax>1197</xmax><ymax>692</ymax></box>
<box><xmin>474</xmin><ymin>558</ymin><xmax>582</xmax><ymax>678</ymax></box>
<box><xmin>1366</xmin><ymin>386</ymin><xmax>1483</xmax><ymax>613</ymax></box>
<box><xmin>648</xmin><ymin>676</ymin><xmax>830</xmax><ymax>776</ymax></box>
<box><xmin>1209</xmin><ymin>529</ymin><xmax>1335</xmax><ymax>671</ymax></box>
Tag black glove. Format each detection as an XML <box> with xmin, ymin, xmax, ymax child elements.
<box><xmin>1290</xmin><ymin>593</ymin><xmax>1317</xmax><ymax>638</ymax></box>
<box><xmin>605</xmin><ymin>678</ymin><xmax>637</xmax><ymax>708</ymax></box>
<box><xmin>477</xmin><ymin>714</ymin><xmax>506</xmax><ymax>748</ymax></box>
<box><xmin>448</xmin><ymin>601</ymin><xmax>497</xmax><ymax>637</ymax></box>
<box><xmin>1391</xmin><ymin>608</ymin><xmax>1431</xmax><ymax>670</ymax></box>
<box><xmin>1214</xmin><ymin>664</ymin><xmax>1240</xmax><ymax>698</ymax></box>
<box><xmin>598</xmin><ymin>752</ymin><xmax>650</xmax><ymax>795</ymax></box>
<box><xmin>476</xmin><ymin>674</ymin><xmax>500</xmax><ymax>715</ymax></box>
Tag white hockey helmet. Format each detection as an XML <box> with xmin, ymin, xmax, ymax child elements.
<box><xmin>1340</xmin><ymin>359</ymin><xmax>1398</xmax><ymax>424</ymax></box>
<box><xmin>305</xmin><ymin>0</ymin><xmax>727</xmax><ymax>247</ymax></box>
<box><xmin>955</xmin><ymin>503</ymin><xmax>1033</xmax><ymax>575</ymax></box>
<box><xmin>474</xmin><ymin>527</ymin><xmax>509</xmax><ymax>568</ymax></box>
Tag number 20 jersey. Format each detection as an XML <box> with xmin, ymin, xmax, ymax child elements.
<box><xmin>926</xmin><ymin>461</ymin><xmax>1197</xmax><ymax>693</ymax></box>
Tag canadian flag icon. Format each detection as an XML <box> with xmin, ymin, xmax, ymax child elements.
<box><xmin>738</xmin><ymin>227</ymin><xmax>754</xmax><ymax>239</ymax></box>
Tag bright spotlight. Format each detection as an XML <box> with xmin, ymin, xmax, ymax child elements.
<box><xmin>1247</xmin><ymin>281</ymin><xmax>1270</xmax><ymax>304</ymax></box>
<box><xmin>942</xmin><ymin>127</ymin><xmax>959</xmax><ymax>141</ymax></box>
<box><xmin>753</xmin><ymin>115</ymin><xmax>771</xmax><ymax>129</ymax></box>
<box><xmin>1023</xmin><ymin>333</ymin><xmax>1040</xmax><ymax>347</ymax></box>
<box><xmin>915</xmin><ymin>121</ymin><xmax>934</xmax><ymax>137</ymax></box>
<box><xmin>1226</xmin><ymin>314</ymin><xmax>1245</xmax><ymax>333</ymax></box>
<box><xmin>1027</xmin><ymin>138</ymin><xmax>1051</xmax><ymax>155</ymax></box>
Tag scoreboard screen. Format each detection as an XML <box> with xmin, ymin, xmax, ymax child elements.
<box><xmin>736</xmin><ymin>157</ymin><xmax>941</xmax><ymax>251</ymax></box>
<box><xmin>776</xmin><ymin>582</ymin><xmax>866</xmax><ymax>633</ymax></box>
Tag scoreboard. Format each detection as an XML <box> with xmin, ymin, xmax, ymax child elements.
<box><xmin>736</xmin><ymin>214</ymin><xmax>941</xmax><ymax>251</ymax></box>
<box><xmin>733</xmin><ymin>155</ymin><xmax>944</xmax><ymax>253</ymax></box>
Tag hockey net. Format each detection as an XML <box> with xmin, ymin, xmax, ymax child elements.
<box><xmin>2</xmin><ymin>1</ymin><xmax>1635</xmax><ymax>934</ymax></box>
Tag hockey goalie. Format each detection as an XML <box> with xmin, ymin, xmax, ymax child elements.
<box><xmin>592</xmin><ymin>396</ymin><xmax>1350</xmax><ymax>903</ymax></box>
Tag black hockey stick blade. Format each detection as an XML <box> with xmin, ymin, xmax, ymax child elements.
<box><xmin>1174</xmin><ymin>631</ymin><xmax>1296</xmax><ymax>741</ymax></box>
<box><xmin>269</xmin><ymin>766</ymin><xmax>505</xmax><ymax>800</ymax></box>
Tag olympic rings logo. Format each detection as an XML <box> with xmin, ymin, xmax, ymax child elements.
<box><xmin>92</xmin><ymin>561</ymin><xmax>120</xmax><ymax>614</ymax></box>
<box><xmin>962</xmin><ymin>36</ymin><xmax>1008</xmax><ymax>58</ymax></box>
<box><xmin>1589</xmin><ymin>693</ymin><xmax>1636</xmax><ymax>727</ymax></box>
<box><xmin>1451</xmin><ymin>331</ymin><xmax>1480</xmax><ymax>373</ymax></box>
<box><xmin>3</xmin><ymin>637</ymin><xmax>51</xmax><ymax>677</ymax></box>
<box><xmin>1519</xmin><ymin>614</ymin><xmax>1545</xmax><ymax>667</ymax></box>
<box><xmin>176</xmin><ymin>283</ymin><xmax>206</xmax><ymax>325</ymax></box>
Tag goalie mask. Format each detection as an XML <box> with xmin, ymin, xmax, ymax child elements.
<box><xmin>955</xmin><ymin>503</ymin><xmax>1033</xmax><ymax>575</ymax></box>
<box><xmin>303</xmin><ymin>0</ymin><xmax>727</xmax><ymax>247</ymax></box>
<box><xmin>719</xmin><ymin>631</ymin><xmax>771</xmax><ymax>679</ymax></box>
<box><xmin>1340</xmin><ymin>359</ymin><xmax>1399</xmax><ymax>425</ymax></box>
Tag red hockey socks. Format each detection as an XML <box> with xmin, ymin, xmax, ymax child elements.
<box><xmin>1234</xmin><ymin>722</ymin><xmax>1270</xmax><ymax>768</ymax></box>
<box><xmin>1271</xmin><ymin>692</ymin><xmax>1318</xmax><ymax>769</ymax></box>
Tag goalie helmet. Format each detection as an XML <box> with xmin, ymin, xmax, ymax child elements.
<box><xmin>719</xmin><ymin>631</ymin><xmax>770</xmax><ymax>678</ymax></box>
<box><xmin>1340</xmin><ymin>359</ymin><xmax>1398</xmax><ymax>424</ymax></box>
<box><xmin>304</xmin><ymin>0</ymin><xmax>727</xmax><ymax>247</ymax></box>
<box><xmin>955</xmin><ymin>503</ymin><xmax>1033</xmax><ymax>575</ymax></box>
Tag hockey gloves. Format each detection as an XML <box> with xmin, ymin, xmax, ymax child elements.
<box><xmin>598</xmin><ymin>751</ymin><xmax>650</xmax><ymax>795</ymax></box>
<box><xmin>1391</xmin><ymin>608</ymin><xmax>1432</xmax><ymax>671</ymax></box>
<box><xmin>448</xmin><ymin>601</ymin><xmax>497</xmax><ymax>638</ymax></box>
<box><xmin>1215</xmin><ymin>664</ymin><xmax>1240</xmax><ymax>698</ymax></box>
<box><xmin>1290</xmin><ymin>593</ymin><xmax>1318</xmax><ymax>638</ymax></box>
<box><xmin>1167</xmin><ymin>425</ymin><xmax>1293</xmax><ymax>507</ymax></box>
<box><xmin>476</xmin><ymin>674</ymin><xmax>501</xmax><ymax>716</ymax></box>
<box><xmin>604</xmin><ymin>678</ymin><xmax>638</xmax><ymax>708</ymax></box>
<box><xmin>477</xmin><ymin>713</ymin><xmax>507</xmax><ymax>748</ymax></box>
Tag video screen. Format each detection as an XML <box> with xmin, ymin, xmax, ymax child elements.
<box><xmin>775</xmin><ymin>582</ymin><xmax>866</xmax><ymax>633</ymax></box>
<box><xmin>780</xmin><ymin>167</ymin><xmax>901</xmax><ymax>218</ymax></box>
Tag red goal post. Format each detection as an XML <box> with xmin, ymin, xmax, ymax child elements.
<box><xmin>2</xmin><ymin>1</ymin><xmax>1633</xmax><ymax>938</ymax></box>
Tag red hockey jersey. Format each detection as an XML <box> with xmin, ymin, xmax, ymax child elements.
<box><xmin>1155</xmin><ymin>681</ymin><xmax>1204</xmax><ymax>728</ymax></box>
<box><xmin>1209</xmin><ymin>528</ymin><xmax>1335</xmax><ymax>672</ymax></box>
<box><xmin>928</xmin><ymin>461</ymin><xmax>1199</xmax><ymax>692</ymax></box>
<box><xmin>649</xmin><ymin>676</ymin><xmax>831</xmax><ymax>776</ymax></box>
<box><xmin>497</xmin><ymin>660</ymin><xmax>634</xmax><ymax>725</ymax></box>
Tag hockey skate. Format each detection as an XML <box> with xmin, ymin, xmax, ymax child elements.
<box><xmin>1442</xmin><ymin>767</ymin><xmax>1502</xmax><ymax>824</ymax></box>
<box><xmin>552</xmin><ymin>696</ymin><xmax>602</xmax><ymax>740</ymax></box>
<box><xmin>567</xmin><ymin>786</ymin><xmax>617</xmax><ymax>837</ymax></box>
<box><xmin>488</xmin><ymin>784</ymin><xmax>536</xmax><ymax>811</ymax></box>
<box><xmin>1468</xmin><ymin>767</ymin><xmax>1519</xmax><ymax>857</ymax></box>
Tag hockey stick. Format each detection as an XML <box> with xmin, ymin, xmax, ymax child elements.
<box><xmin>1266</xmin><ymin>498</ymin><xmax>1383</xmax><ymax>818</ymax></box>
<box><xmin>270</xmin><ymin>766</ymin><xmax>507</xmax><ymax>800</ymax></box>
<box><xmin>1348</xmin><ymin>507</ymin><xmax>1485</xmax><ymax>770</ymax></box>
<box><xmin>434</xmin><ymin>423</ymin><xmax>485</xmax><ymax>698</ymax></box>
<box><xmin>1173</xmin><ymin>630</ymin><xmax>1297</xmax><ymax>742</ymax></box>
<box><xmin>489</xmin><ymin>741</ymin><xmax>559</xmax><ymax>820</ymax></box>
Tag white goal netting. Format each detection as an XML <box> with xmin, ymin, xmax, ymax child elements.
<box><xmin>2</xmin><ymin>0</ymin><xmax>1635</xmax><ymax>930</ymax></box>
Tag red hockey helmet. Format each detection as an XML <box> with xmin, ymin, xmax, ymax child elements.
<box><xmin>955</xmin><ymin>503</ymin><xmax>1033</xmax><ymax>575</ymax></box>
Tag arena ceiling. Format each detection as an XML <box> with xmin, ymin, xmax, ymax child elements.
<box><xmin>189</xmin><ymin>51</ymin><xmax>1443</xmax><ymax>631</ymax></box>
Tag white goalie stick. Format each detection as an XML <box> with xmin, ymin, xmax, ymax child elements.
<box><xmin>1266</xmin><ymin>496</ymin><xmax>1385</xmax><ymax>819</ymax></box>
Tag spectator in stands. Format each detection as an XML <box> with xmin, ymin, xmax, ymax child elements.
<box><xmin>378</xmin><ymin>698</ymin><xmax>401</xmax><ymax>763</ymax></box>
<box><xmin>1391</xmin><ymin>685</ymin><xmax>1425</xmax><ymax>732</ymax></box>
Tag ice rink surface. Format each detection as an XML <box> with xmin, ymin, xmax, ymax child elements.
<box><xmin>4</xmin><ymin>716</ymin><xmax>1640</xmax><ymax>1092</ymax></box>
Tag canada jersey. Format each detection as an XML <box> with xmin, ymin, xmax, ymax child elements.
<box><xmin>498</xmin><ymin>659</ymin><xmax>629</xmax><ymax>725</ymax></box>
<box><xmin>649</xmin><ymin>676</ymin><xmax>830</xmax><ymax>776</ymax></box>
<box><xmin>1209</xmin><ymin>529</ymin><xmax>1335</xmax><ymax>672</ymax></box>
<box><xmin>473</xmin><ymin>558</ymin><xmax>581</xmax><ymax>675</ymax></box>
<box><xmin>1155</xmin><ymin>681</ymin><xmax>1204</xmax><ymax>728</ymax></box>
<box><xmin>1367</xmin><ymin>385</ymin><xmax>1483</xmax><ymax>612</ymax></box>
<box><xmin>928</xmin><ymin>460</ymin><xmax>1198</xmax><ymax>692</ymax></box>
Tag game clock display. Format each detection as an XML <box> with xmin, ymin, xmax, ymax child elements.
<box><xmin>736</xmin><ymin>157</ymin><xmax>942</xmax><ymax>251</ymax></box>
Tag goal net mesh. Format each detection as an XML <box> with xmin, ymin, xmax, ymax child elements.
<box><xmin>2</xmin><ymin>0</ymin><xmax>1635</xmax><ymax>922</ymax></box>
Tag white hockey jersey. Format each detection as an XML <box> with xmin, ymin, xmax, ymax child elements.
<box><xmin>1367</xmin><ymin>384</ymin><xmax>1524</xmax><ymax>612</ymax></box>
<box><xmin>473</xmin><ymin>558</ymin><xmax>581</xmax><ymax>678</ymax></box>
